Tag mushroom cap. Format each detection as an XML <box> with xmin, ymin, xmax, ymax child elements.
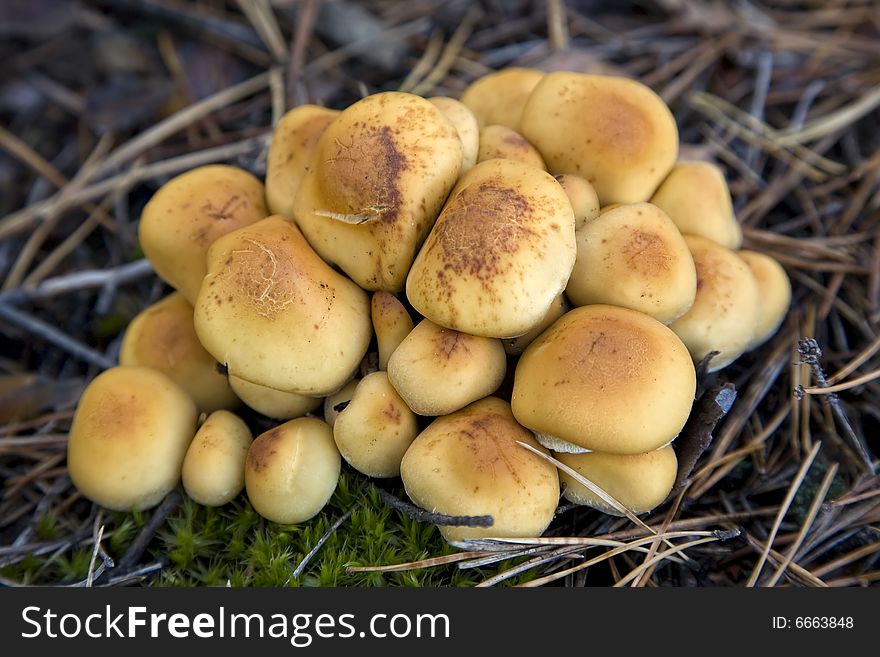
<box><xmin>406</xmin><ymin>157</ymin><xmax>576</xmax><ymax>338</ymax></box>
<box><xmin>119</xmin><ymin>292</ymin><xmax>240</xmax><ymax>413</ymax></box>
<box><xmin>459</xmin><ymin>67</ymin><xmax>544</xmax><ymax>130</ymax></box>
<box><xmin>371</xmin><ymin>291</ymin><xmax>415</xmax><ymax>370</ymax></box>
<box><xmin>738</xmin><ymin>250</ymin><xmax>791</xmax><ymax>349</ymax></box>
<box><xmin>244</xmin><ymin>417</ymin><xmax>341</xmax><ymax>524</ymax></box>
<box><xmin>265</xmin><ymin>104</ymin><xmax>339</xmax><ymax>218</ymax></box>
<box><xmin>181</xmin><ymin>410</ymin><xmax>252</xmax><ymax>506</ymax></box>
<box><xmin>399</xmin><ymin>397</ymin><xmax>560</xmax><ymax>542</ymax></box>
<box><xmin>193</xmin><ymin>215</ymin><xmax>372</xmax><ymax>396</ymax></box>
<box><xmin>387</xmin><ymin>318</ymin><xmax>507</xmax><ymax>416</ymax></box>
<box><xmin>668</xmin><ymin>235</ymin><xmax>761</xmax><ymax>371</ymax></box>
<box><xmin>477</xmin><ymin>125</ymin><xmax>546</xmax><ymax>170</ymax></box>
<box><xmin>228</xmin><ymin>374</ymin><xmax>321</xmax><ymax>420</ymax></box>
<box><xmin>555</xmin><ymin>174</ymin><xmax>600</xmax><ymax>230</ymax></box>
<box><xmin>520</xmin><ymin>72</ymin><xmax>679</xmax><ymax>205</ymax></box>
<box><xmin>428</xmin><ymin>96</ymin><xmax>479</xmax><ymax>172</ymax></box>
<box><xmin>292</xmin><ymin>91</ymin><xmax>463</xmax><ymax>291</ymax></box>
<box><xmin>650</xmin><ymin>161</ymin><xmax>742</xmax><ymax>249</ymax></box>
<box><xmin>565</xmin><ymin>202</ymin><xmax>697</xmax><ymax>324</ymax></box>
<box><xmin>557</xmin><ymin>445</ymin><xmax>678</xmax><ymax>515</ymax></box>
<box><xmin>138</xmin><ymin>164</ymin><xmax>268</xmax><ymax>304</ymax></box>
<box><xmin>323</xmin><ymin>378</ymin><xmax>360</xmax><ymax>429</ymax></box>
<box><xmin>511</xmin><ymin>304</ymin><xmax>696</xmax><ymax>455</ymax></box>
<box><xmin>503</xmin><ymin>292</ymin><xmax>569</xmax><ymax>357</ymax></box>
<box><xmin>67</xmin><ymin>366</ymin><xmax>198</xmax><ymax>511</ymax></box>
<box><xmin>333</xmin><ymin>371</ymin><xmax>419</xmax><ymax>478</ymax></box>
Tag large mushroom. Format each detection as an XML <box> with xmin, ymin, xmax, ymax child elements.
<box><xmin>459</xmin><ymin>67</ymin><xmax>545</xmax><ymax>131</ymax></box>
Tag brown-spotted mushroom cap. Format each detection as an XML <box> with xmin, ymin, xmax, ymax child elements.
<box><xmin>387</xmin><ymin>318</ymin><xmax>506</xmax><ymax>416</ymax></box>
<box><xmin>399</xmin><ymin>397</ymin><xmax>560</xmax><ymax>542</ymax></box>
<box><xmin>371</xmin><ymin>291</ymin><xmax>415</xmax><ymax>370</ymax></box>
<box><xmin>119</xmin><ymin>291</ymin><xmax>240</xmax><ymax>413</ymax></box>
<box><xmin>406</xmin><ymin>157</ymin><xmax>576</xmax><ymax>338</ymax></box>
<box><xmin>138</xmin><ymin>164</ymin><xmax>268</xmax><ymax>304</ymax></box>
<box><xmin>333</xmin><ymin>371</ymin><xmax>419</xmax><ymax>478</ymax></box>
<box><xmin>428</xmin><ymin>96</ymin><xmax>479</xmax><ymax>172</ymax></box>
<box><xmin>228</xmin><ymin>374</ymin><xmax>321</xmax><ymax>420</ymax></box>
<box><xmin>323</xmin><ymin>378</ymin><xmax>360</xmax><ymax>429</ymax></box>
<box><xmin>557</xmin><ymin>445</ymin><xmax>678</xmax><ymax>515</ymax></box>
<box><xmin>503</xmin><ymin>292</ymin><xmax>569</xmax><ymax>357</ymax></box>
<box><xmin>244</xmin><ymin>417</ymin><xmax>341</xmax><ymax>524</ymax></box>
<box><xmin>555</xmin><ymin>174</ymin><xmax>600</xmax><ymax>230</ymax></box>
<box><xmin>565</xmin><ymin>202</ymin><xmax>697</xmax><ymax>324</ymax></box>
<box><xmin>737</xmin><ymin>250</ymin><xmax>791</xmax><ymax>349</ymax></box>
<box><xmin>67</xmin><ymin>366</ymin><xmax>198</xmax><ymax>511</ymax></box>
<box><xmin>477</xmin><ymin>125</ymin><xmax>546</xmax><ymax>170</ymax></box>
<box><xmin>511</xmin><ymin>304</ymin><xmax>696</xmax><ymax>455</ymax></box>
<box><xmin>193</xmin><ymin>215</ymin><xmax>372</xmax><ymax>396</ymax></box>
<box><xmin>292</xmin><ymin>91</ymin><xmax>463</xmax><ymax>291</ymax></box>
<box><xmin>459</xmin><ymin>67</ymin><xmax>544</xmax><ymax>131</ymax></box>
<box><xmin>668</xmin><ymin>235</ymin><xmax>761</xmax><ymax>372</ymax></box>
<box><xmin>650</xmin><ymin>161</ymin><xmax>742</xmax><ymax>249</ymax></box>
<box><xmin>265</xmin><ymin>104</ymin><xmax>339</xmax><ymax>218</ymax></box>
<box><xmin>181</xmin><ymin>410</ymin><xmax>252</xmax><ymax>506</ymax></box>
<box><xmin>520</xmin><ymin>72</ymin><xmax>679</xmax><ymax>205</ymax></box>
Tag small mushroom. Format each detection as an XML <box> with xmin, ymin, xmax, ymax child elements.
<box><xmin>555</xmin><ymin>174</ymin><xmax>600</xmax><ymax>230</ymax></box>
<box><xmin>228</xmin><ymin>375</ymin><xmax>321</xmax><ymax>420</ymax></box>
<box><xmin>244</xmin><ymin>417</ymin><xmax>341</xmax><ymax>524</ymax></box>
<box><xmin>476</xmin><ymin>125</ymin><xmax>546</xmax><ymax>170</ymax></box>
<box><xmin>459</xmin><ymin>67</ymin><xmax>544</xmax><ymax>130</ymax></box>
<box><xmin>503</xmin><ymin>292</ymin><xmax>569</xmax><ymax>357</ymax></box>
<box><xmin>323</xmin><ymin>378</ymin><xmax>360</xmax><ymax>428</ymax></box>
<box><xmin>738</xmin><ymin>249</ymin><xmax>792</xmax><ymax>349</ymax></box>
<box><xmin>333</xmin><ymin>371</ymin><xmax>419</xmax><ymax>478</ymax></box>
<box><xmin>399</xmin><ymin>397</ymin><xmax>560</xmax><ymax>542</ymax></box>
<box><xmin>387</xmin><ymin>318</ymin><xmax>507</xmax><ymax>416</ymax></box>
<box><xmin>67</xmin><ymin>366</ymin><xmax>198</xmax><ymax>511</ymax></box>
<box><xmin>138</xmin><ymin>164</ymin><xmax>268</xmax><ymax>304</ymax></box>
<box><xmin>371</xmin><ymin>291</ymin><xmax>414</xmax><ymax>370</ymax></box>
<box><xmin>428</xmin><ymin>96</ymin><xmax>479</xmax><ymax>172</ymax></box>
<box><xmin>181</xmin><ymin>410</ymin><xmax>252</xmax><ymax>506</ymax></box>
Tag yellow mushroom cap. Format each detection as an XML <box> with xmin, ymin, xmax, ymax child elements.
<box><xmin>323</xmin><ymin>378</ymin><xmax>360</xmax><ymax>429</ymax></box>
<box><xmin>428</xmin><ymin>96</ymin><xmax>479</xmax><ymax>172</ymax></box>
<box><xmin>67</xmin><ymin>366</ymin><xmax>198</xmax><ymax>511</ymax></box>
<box><xmin>511</xmin><ymin>305</ymin><xmax>696</xmax><ymax>455</ymax></box>
<box><xmin>406</xmin><ymin>157</ymin><xmax>576</xmax><ymax>338</ymax></box>
<box><xmin>459</xmin><ymin>67</ymin><xmax>544</xmax><ymax>131</ymax></box>
<box><xmin>265</xmin><ymin>104</ymin><xmax>339</xmax><ymax>218</ymax></box>
<box><xmin>333</xmin><ymin>371</ymin><xmax>419</xmax><ymax>478</ymax></box>
<box><xmin>503</xmin><ymin>292</ymin><xmax>569</xmax><ymax>357</ymax></box>
<box><xmin>738</xmin><ymin>250</ymin><xmax>792</xmax><ymax>349</ymax></box>
<box><xmin>399</xmin><ymin>397</ymin><xmax>560</xmax><ymax>542</ymax></box>
<box><xmin>477</xmin><ymin>125</ymin><xmax>546</xmax><ymax>170</ymax></box>
<box><xmin>557</xmin><ymin>446</ymin><xmax>678</xmax><ymax>515</ymax></box>
<box><xmin>650</xmin><ymin>161</ymin><xmax>742</xmax><ymax>249</ymax></box>
<box><xmin>565</xmin><ymin>202</ymin><xmax>697</xmax><ymax>324</ymax></box>
<box><xmin>387</xmin><ymin>318</ymin><xmax>507</xmax><ymax>416</ymax></box>
<box><xmin>193</xmin><ymin>215</ymin><xmax>372</xmax><ymax>396</ymax></box>
<box><xmin>181</xmin><ymin>410</ymin><xmax>252</xmax><ymax>506</ymax></box>
<box><xmin>119</xmin><ymin>292</ymin><xmax>240</xmax><ymax>413</ymax></box>
<box><xmin>292</xmin><ymin>91</ymin><xmax>463</xmax><ymax>291</ymax></box>
<box><xmin>668</xmin><ymin>235</ymin><xmax>761</xmax><ymax>371</ymax></box>
<box><xmin>371</xmin><ymin>291</ymin><xmax>415</xmax><ymax>370</ymax></box>
<box><xmin>228</xmin><ymin>375</ymin><xmax>321</xmax><ymax>420</ymax></box>
<box><xmin>244</xmin><ymin>417</ymin><xmax>341</xmax><ymax>524</ymax></box>
<box><xmin>555</xmin><ymin>174</ymin><xmax>600</xmax><ymax>230</ymax></box>
<box><xmin>138</xmin><ymin>164</ymin><xmax>268</xmax><ymax>304</ymax></box>
<box><xmin>520</xmin><ymin>72</ymin><xmax>679</xmax><ymax>205</ymax></box>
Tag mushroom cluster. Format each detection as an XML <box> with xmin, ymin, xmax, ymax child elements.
<box><xmin>66</xmin><ymin>68</ymin><xmax>791</xmax><ymax>541</ymax></box>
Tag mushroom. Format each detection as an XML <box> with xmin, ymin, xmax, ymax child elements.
<box><xmin>556</xmin><ymin>445</ymin><xmax>678</xmax><ymax>515</ymax></box>
<box><xmin>399</xmin><ymin>397</ymin><xmax>560</xmax><ymax>542</ymax></box>
<box><xmin>67</xmin><ymin>366</ymin><xmax>198</xmax><ymax>511</ymax></box>
<box><xmin>428</xmin><ymin>96</ymin><xmax>479</xmax><ymax>172</ymax></box>
<box><xmin>511</xmin><ymin>304</ymin><xmax>696</xmax><ymax>454</ymax></box>
<box><xmin>650</xmin><ymin>161</ymin><xmax>742</xmax><ymax>249</ymax></box>
<box><xmin>265</xmin><ymin>104</ymin><xmax>339</xmax><ymax>218</ymax></box>
<box><xmin>193</xmin><ymin>215</ymin><xmax>372</xmax><ymax>397</ymax></box>
<box><xmin>228</xmin><ymin>375</ymin><xmax>321</xmax><ymax>420</ymax></box>
<box><xmin>138</xmin><ymin>164</ymin><xmax>268</xmax><ymax>304</ymax></box>
<box><xmin>323</xmin><ymin>378</ymin><xmax>360</xmax><ymax>428</ymax></box>
<box><xmin>244</xmin><ymin>417</ymin><xmax>341</xmax><ymax>524</ymax></box>
<box><xmin>333</xmin><ymin>371</ymin><xmax>419</xmax><ymax>478</ymax></box>
<box><xmin>387</xmin><ymin>318</ymin><xmax>507</xmax><ymax>416</ymax></box>
<box><xmin>476</xmin><ymin>125</ymin><xmax>546</xmax><ymax>170</ymax></box>
<box><xmin>459</xmin><ymin>67</ymin><xmax>544</xmax><ymax>131</ymax></box>
<box><xmin>668</xmin><ymin>235</ymin><xmax>761</xmax><ymax>371</ymax></box>
<box><xmin>119</xmin><ymin>291</ymin><xmax>240</xmax><ymax>413</ymax></box>
<box><xmin>503</xmin><ymin>292</ymin><xmax>569</xmax><ymax>357</ymax></box>
<box><xmin>181</xmin><ymin>410</ymin><xmax>253</xmax><ymax>506</ymax></box>
<box><xmin>406</xmin><ymin>157</ymin><xmax>576</xmax><ymax>338</ymax></box>
<box><xmin>555</xmin><ymin>174</ymin><xmax>600</xmax><ymax>230</ymax></box>
<box><xmin>738</xmin><ymin>249</ymin><xmax>792</xmax><ymax>349</ymax></box>
<box><xmin>292</xmin><ymin>91</ymin><xmax>463</xmax><ymax>291</ymax></box>
<box><xmin>520</xmin><ymin>72</ymin><xmax>679</xmax><ymax>205</ymax></box>
<box><xmin>371</xmin><ymin>291</ymin><xmax>414</xmax><ymax>370</ymax></box>
<box><xmin>564</xmin><ymin>202</ymin><xmax>697</xmax><ymax>324</ymax></box>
